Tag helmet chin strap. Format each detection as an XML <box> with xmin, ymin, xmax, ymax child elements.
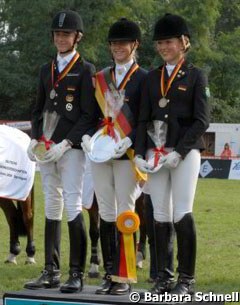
<box><xmin>110</xmin><ymin>40</ymin><xmax>138</xmax><ymax>63</ymax></box>
<box><xmin>130</xmin><ymin>41</ymin><xmax>137</xmax><ymax>56</ymax></box>
<box><xmin>58</xmin><ymin>32</ymin><xmax>79</xmax><ymax>56</ymax></box>
<box><xmin>128</xmin><ymin>41</ymin><xmax>138</xmax><ymax>61</ymax></box>
<box><xmin>59</xmin><ymin>46</ymin><xmax>74</xmax><ymax>55</ymax></box>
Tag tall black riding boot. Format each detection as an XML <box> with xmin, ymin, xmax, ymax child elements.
<box><xmin>24</xmin><ymin>218</ymin><xmax>61</xmax><ymax>289</ymax></box>
<box><xmin>88</xmin><ymin>195</ymin><xmax>100</xmax><ymax>278</ymax></box>
<box><xmin>95</xmin><ymin>219</ymin><xmax>117</xmax><ymax>295</ymax></box>
<box><xmin>150</xmin><ymin>221</ymin><xmax>175</xmax><ymax>294</ymax></box>
<box><xmin>171</xmin><ymin>213</ymin><xmax>196</xmax><ymax>295</ymax></box>
<box><xmin>144</xmin><ymin>194</ymin><xmax>157</xmax><ymax>281</ymax></box>
<box><xmin>60</xmin><ymin>213</ymin><xmax>87</xmax><ymax>293</ymax></box>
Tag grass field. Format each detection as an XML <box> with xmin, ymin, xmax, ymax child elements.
<box><xmin>0</xmin><ymin>173</ymin><xmax>239</xmax><ymax>297</ymax></box>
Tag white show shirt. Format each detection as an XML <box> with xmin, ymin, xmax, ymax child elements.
<box><xmin>57</xmin><ymin>49</ymin><xmax>76</xmax><ymax>73</ymax></box>
<box><xmin>115</xmin><ymin>59</ymin><xmax>134</xmax><ymax>87</ymax></box>
<box><xmin>166</xmin><ymin>63</ymin><xmax>176</xmax><ymax>77</ymax></box>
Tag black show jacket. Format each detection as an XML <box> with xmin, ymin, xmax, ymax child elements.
<box><xmin>31</xmin><ymin>57</ymin><xmax>97</xmax><ymax>149</ymax></box>
<box><xmin>135</xmin><ymin>61</ymin><xmax>210</xmax><ymax>158</ymax></box>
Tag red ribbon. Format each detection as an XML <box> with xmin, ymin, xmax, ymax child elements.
<box><xmin>152</xmin><ymin>146</ymin><xmax>168</xmax><ymax>167</ymax></box>
<box><xmin>39</xmin><ymin>136</ymin><xmax>54</xmax><ymax>150</ymax></box>
<box><xmin>100</xmin><ymin>117</ymin><xmax>117</xmax><ymax>142</ymax></box>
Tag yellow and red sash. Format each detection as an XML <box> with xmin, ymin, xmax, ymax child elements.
<box><xmin>95</xmin><ymin>63</ymin><xmax>138</xmax><ymax>136</ymax></box>
<box><xmin>95</xmin><ymin>64</ymin><xmax>147</xmax><ymax>181</ymax></box>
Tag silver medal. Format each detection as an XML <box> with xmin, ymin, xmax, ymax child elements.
<box><xmin>50</xmin><ymin>88</ymin><xmax>56</xmax><ymax>100</ymax></box>
<box><xmin>159</xmin><ymin>97</ymin><xmax>169</xmax><ymax>108</ymax></box>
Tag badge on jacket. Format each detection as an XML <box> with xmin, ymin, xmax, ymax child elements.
<box><xmin>178</xmin><ymin>85</ymin><xmax>187</xmax><ymax>91</ymax></box>
<box><xmin>66</xmin><ymin>103</ymin><xmax>73</xmax><ymax>111</ymax></box>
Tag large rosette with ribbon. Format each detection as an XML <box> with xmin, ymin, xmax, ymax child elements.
<box><xmin>111</xmin><ymin>211</ymin><xmax>140</xmax><ymax>284</ymax></box>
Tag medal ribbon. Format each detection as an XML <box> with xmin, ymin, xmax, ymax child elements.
<box><xmin>152</xmin><ymin>145</ymin><xmax>168</xmax><ymax>167</ymax></box>
<box><xmin>39</xmin><ymin>135</ymin><xmax>54</xmax><ymax>150</ymax></box>
<box><xmin>51</xmin><ymin>52</ymin><xmax>80</xmax><ymax>89</ymax></box>
<box><xmin>160</xmin><ymin>57</ymin><xmax>185</xmax><ymax>98</ymax></box>
<box><xmin>111</xmin><ymin>62</ymin><xmax>139</xmax><ymax>90</ymax></box>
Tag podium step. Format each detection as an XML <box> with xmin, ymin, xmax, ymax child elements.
<box><xmin>3</xmin><ymin>285</ymin><xmax>225</xmax><ymax>305</ymax></box>
<box><xmin>4</xmin><ymin>285</ymin><xmax>134</xmax><ymax>305</ymax></box>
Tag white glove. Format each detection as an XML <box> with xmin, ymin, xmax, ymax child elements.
<box><xmin>81</xmin><ymin>135</ymin><xmax>91</xmax><ymax>153</ymax></box>
<box><xmin>162</xmin><ymin>151</ymin><xmax>181</xmax><ymax>169</ymax></box>
<box><xmin>43</xmin><ymin>139</ymin><xmax>71</xmax><ymax>163</ymax></box>
<box><xmin>27</xmin><ymin>139</ymin><xmax>38</xmax><ymax>161</ymax></box>
<box><xmin>134</xmin><ymin>155</ymin><xmax>152</xmax><ymax>173</ymax></box>
<box><xmin>113</xmin><ymin>137</ymin><xmax>132</xmax><ymax>159</ymax></box>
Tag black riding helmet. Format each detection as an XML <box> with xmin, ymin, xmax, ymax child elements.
<box><xmin>108</xmin><ymin>17</ymin><xmax>141</xmax><ymax>43</ymax></box>
<box><xmin>153</xmin><ymin>13</ymin><xmax>190</xmax><ymax>41</ymax></box>
<box><xmin>51</xmin><ymin>10</ymin><xmax>84</xmax><ymax>33</ymax></box>
<box><xmin>51</xmin><ymin>10</ymin><xmax>83</xmax><ymax>54</ymax></box>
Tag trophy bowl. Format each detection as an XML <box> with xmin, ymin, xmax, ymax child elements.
<box><xmin>33</xmin><ymin>142</ymin><xmax>48</xmax><ymax>162</ymax></box>
<box><xmin>88</xmin><ymin>128</ymin><xmax>121</xmax><ymax>163</ymax></box>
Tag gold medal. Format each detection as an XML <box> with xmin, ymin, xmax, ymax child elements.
<box><xmin>50</xmin><ymin>88</ymin><xmax>56</xmax><ymax>100</ymax></box>
<box><xmin>159</xmin><ymin>97</ymin><xmax>169</xmax><ymax>108</ymax></box>
<box><xmin>33</xmin><ymin>142</ymin><xmax>47</xmax><ymax>161</ymax></box>
<box><xmin>66</xmin><ymin>94</ymin><xmax>74</xmax><ymax>102</ymax></box>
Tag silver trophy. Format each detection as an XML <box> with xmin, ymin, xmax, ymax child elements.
<box><xmin>33</xmin><ymin>110</ymin><xmax>60</xmax><ymax>161</ymax></box>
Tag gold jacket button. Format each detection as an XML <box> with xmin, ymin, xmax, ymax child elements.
<box><xmin>164</xmin><ymin>114</ymin><xmax>168</xmax><ymax>119</ymax></box>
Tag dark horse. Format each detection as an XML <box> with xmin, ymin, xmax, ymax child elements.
<box><xmin>0</xmin><ymin>188</ymin><xmax>36</xmax><ymax>264</ymax></box>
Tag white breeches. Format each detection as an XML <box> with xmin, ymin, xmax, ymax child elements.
<box><xmin>39</xmin><ymin>149</ymin><xmax>86</xmax><ymax>221</ymax></box>
<box><xmin>82</xmin><ymin>155</ymin><xmax>94</xmax><ymax>209</ymax></box>
<box><xmin>91</xmin><ymin>159</ymin><xmax>139</xmax><ymax>222</ymax></box>
<box><xmin>148</xmin><ymin>149</ymin><xmax>200</xmax><ymax>223</ymax></box>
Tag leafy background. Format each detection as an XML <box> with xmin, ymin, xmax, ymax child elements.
<box><xmin>0</xmin><ymin>0</ymin><xmax>240</xmax><ymax>122</ymax></box>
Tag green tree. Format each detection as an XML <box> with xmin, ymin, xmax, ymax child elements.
<box><xmin>0</xmin><ymin>0</ymin><xmax>240</xmax><ymax>122</ymax></box>
<box><xmin>209</xmin><ymin>28</ymin><xmax>240</xmax><ymax>122</ymax></box>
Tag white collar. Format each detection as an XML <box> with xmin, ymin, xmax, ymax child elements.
<box><xmin>165</xmin><ymin>63</ymin><xmax>176</xmax><ymax>76</ymax></box>
<box><xmin>115</xmin><ymin>59</ymin><xmax>134</xmax><ymax>74</ymax></box>
<box><xmin>166</xmin><ymin>63</ymin><xmax>176</xmax><ymax>68</ymax></box>
<box><xmin>57</xmin><ymin>49</ymin><xmax>76</xmax><ymax>64</ymax></box>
